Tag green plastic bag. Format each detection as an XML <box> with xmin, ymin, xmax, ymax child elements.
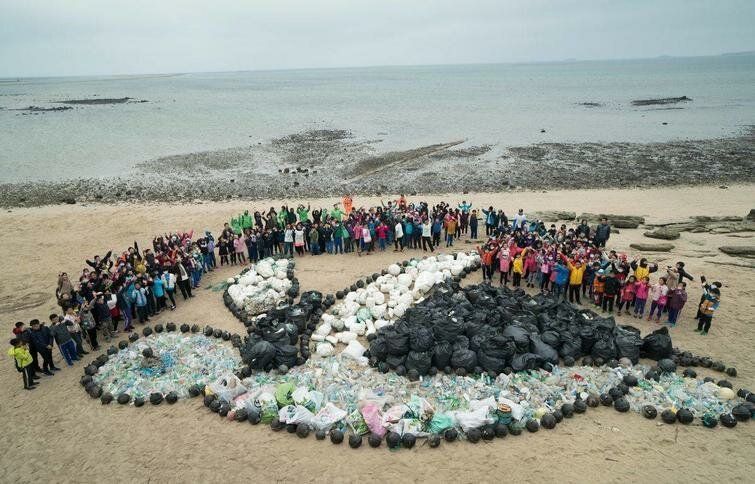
<box><xmin>428</xmin><ymin>413</ymin><xmax>454</xmax><ymax>433</ymax></box>
<box><xmin>346</xmin><ymin>409</ymin><xmax>370</xmax><ymax>435</ymax></box>
<box><xmin>356</xmin><ymin>307</ymin><xmax>372</xmax><ymax>323</ymax></box>
<box><xmin>275</xmin><ymin>382</ymin><xmax>295</xmax><ymax>407</ymax></box>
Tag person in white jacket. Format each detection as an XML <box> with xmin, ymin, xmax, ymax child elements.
<box><xmin>162</xmin><ymin>271</ymin><xmax>177</xmax><ymax>310</ymax></box>
<box><xmin>421</xmin><ymin>219</ymin><xmax>434</xmax><ymax>252</ymax></box>
<box><xmin>512</xmin><ymin>209</ymin><xmax>527</xmax><ymax>230</ymax></box>
<box><xmin>394</xmin><ymin>219</ymin><xmax>404</xmax><ymax>252</ymax></box>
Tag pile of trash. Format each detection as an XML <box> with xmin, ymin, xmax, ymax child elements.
<box><xmin>365</xmin><ymin>281</ymin><xmax>682</xmax><ymax>379</ymax></box>
<box><xmin>200</xmin><ymin>356</ymin><xmax>754</xmax><ymax>448</ymax></box>
<box><xmin>224</xmin><ymin>257</ymin><xmax>297</xmax><ymax>321</ymax></box>
<box><xmin>312</xmin><ymin>253</ymin><xmax>480</xmax><ymax>358</ymax></box>
<box><xmin>237</xmin><ymin>290</ymin><xmax>335</xmax><ymax>374</ymax></box>
<box><xmin>82</xmin><ymin>329</ymin><xmax>240</xmax><ymax>405</ymax></box>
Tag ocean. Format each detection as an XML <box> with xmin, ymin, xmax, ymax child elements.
<box><xmin>1</xmin><ymin>54</ymin><xmax>753</xmax><ymax>182</ymax></box>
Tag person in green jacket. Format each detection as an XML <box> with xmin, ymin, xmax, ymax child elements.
<box><xmin>333</xmin><ymin>221</ymin><xmax>349</xmax><ymax>254</ymax></box>
<box><xmin>8</xmin><ymin>338</ymin><xmax>36</xmax><ymax>390</ymax></box>
<box><xmin>297</xmin><ymin>204</ymin><xmax>311</xmax><ymax>223</ymax></box>
<box><xmin>240</xmin><ymin>210</ymin><xmax>253</xmax><ymax>231</ymax></box>
<box><xmin>330</xmin><ymin>203</ymin><xmax>345</xmax><ymax>222</ymax></box>
<box><xmin>230</xmin><ymin>216</ymin><xmax>243</xmax><ymax>235</ymax></box>
<box><xmin>277</xmin><ymin>206</ymin><xmax>288</xmax><ymax>228</ymax></box>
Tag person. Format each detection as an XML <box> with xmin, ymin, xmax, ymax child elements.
<box><xmin>602</xmin><ymin>270</ymin><xmax>620</xmax><ymax>314</ymax></box>
<box><xmin>174</xmin><ymin>260</ymin><xmax>193</xmax><ymax>299</ymax></box>
<box><xmin>695</xmin><ymin>287</ymin><xmax>720</xmax><ymax>335</ymax></box>
<box><xmin>469</xmin><ymin>210</ymin><xmax>479</xmax><ymax>239</ymax></box>
<box><xmin>393</xmin><ymin>218</ymin><xmax>404</xmax><ymax>252</ymax></box>
<box><xmin>8</xmin><ymin>338</ymin><xmax>36</xmax><ymax>390</ymax></box>
<box><xmin>79</xmin><ymin>301</ymin><xmax>99</xmax><ymax>350</ymax></box>
<box><xmin>376</xmin><ymin>221</ymin><xmax>388</xmax><ymax>251</ymax></box>
<box><xmin>498</xmin><ymin>245</ymin><xmax>511</xmax><ymax>286</ymax></box>
<box><xmin>361</xmin><ymin>224</ymin><xmax>373</xmax><ymax>254</ymax></box>
<box><xmin>92</xmin><ymin>294</ymin><xmax>116</xmax><ymax>342</ymax></box>
<box><xmin>512</xmin><ymin>209</ymin><xmax>527</xmax><ymax>231</ymax></box>
<box><xmin>482</xmin><ymin>207</ymin><xmax>497</xmax><ymax>237</ymax></box>
<box><xmin>342</xmin><ymin>195</ymin><xmax>353</xmax><ymax>215</ymax></box>
<box><xmin>50</xmin><ymin>314</ymin><xmax>77</xmax><ymax>366</ymax></box>
<box><xmin>592</xmin><ymin>269</ymin><xmax>605</xmax><ymax>307</ymax></box>
<box><xmin>560</xmin><ymin>254</ymin><xmax>586</xmax><ymax>304</ymax></box>
<box><xmin>444</xmin><ymin>215</ymin><xmax>457</xmax><ymax>247</ymax></box>
<box><xmin>647</xmin><ymin>277</ymin><xmax>668</xmax><ymax>322</ymax></box>
<box><xmin>294</xmin><ymin>224</ymin><xmax>306</xmax><ymax>256</ymax></box>
<box><xmin>633</xmin><ymin>276</ymin><xmax>650</xmax><ymax>318</ymax></box>
<box><xmin>552</xmin><ymin>259</ymin><xmax>570</xmax><ymax>301</ymax></box>
<box><xmin>234</xmin><ymin>234</ymin><xmax>247</xmax><ymax>264</ymax></box>
<box><xmin>594</xmin><ymin>217</ymin><xmax>611</xmax><ymax>248</ymax></box>
<box><xmin>162</xmin><ymin>271</ymin><xmax>177</xmax><ymax>310</ymax></box>
<box><xmin>152</xmin><ymin>273</ymin><xmax>166</xmax><ymax>311</ymax></box>
<box><xmin>694</xmin><ymin>276</ymin><xmax>722</xmax><ymax>320</ymax></box>
<box><xmin>631</xmin><ymin>257</ymin><xmax>658</xmax><ymax>282</ymax></box>
<box><xmin>478</xmin><ymin>243</ymin><xmax>499</xmax><ymax>282</ymax></box>
<box><xmin>421</xmin><ymin>219</ymin><xmax>434</xmax><ymax>252</ymax></box>
<box><xmin>575</xmin><ymin>219</ymin><xmax>591</xmax><ymax>239</ymax></box>
<box><xmin>616</xmin><ymin>275</ymin><xmax>636</xmax><ymax>316</ymax></box>
<box><xmin>63</xmin><ymin>307</ymin><xmax>88</xmax><ymax>358</ymax></box>
<box><xmin>511</xmin><ymin>248</ymin><xmax>528</xmax><ymax>287</ymax></box>
<box><xmin>29</xmin><ymin>320</ymin><xmax>59</xmax><ymax>374</ymax></box>
<box><xmin>666</xmin><ymin>282</ymin><xmax>687</xmax><ymax>327</ymax></box>
<box><xmin>131</xmin><ymin>282</ymin><xmax>149</xmax><ymax>324</ymax></box>
<box><xmin>284</xmin><ymin>224</ymin><xmax>295</xmax><ymax>256</ymax></box>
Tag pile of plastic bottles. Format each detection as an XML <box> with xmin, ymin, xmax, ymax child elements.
<box><xmin>229</xmin><ymin>356</ymin><xmax>747</xmax><ymax>440</ymax></box>
<box><xmin>94</xmin><ymin>333</ymin><xmax>240</xmax><ymax>400</ymax></box>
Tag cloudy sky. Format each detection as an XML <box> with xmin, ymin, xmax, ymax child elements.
<box><xmin>1</xmin><ymin>0</ymin><xmax>754</xmax><ymax>77</ymax></box>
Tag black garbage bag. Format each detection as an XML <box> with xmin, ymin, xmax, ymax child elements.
<box><xmin>579</xmin><ymin>324</ymin><xmax>598</xmax><ymax>354</ymax></box>
<box><xmin>482</xmin><ymin>336</ymin><xmax>516</xmax><ymax>362</ymax></box>
<box><xmin>405</xmin><ymin>350</ymin><xmax>433</xmax><ymax>375</ymax></box>
<box><xmin>450</xmin><ymin>348</ymin><xmax>477</xmax><ymax>372</ymax></box>
<box><xmin>300</xmin><ymin>291</ymin><xmax>323</xmax><ymax>308</ymax></box>
<box><xmin>409</xmin><ymin>326</ymin><xmax>434</xmax><ymax>352</ymax></box>
<box><xmin>591</xmin><ymin>336</ymin><xmax>617</xmax><ymax>361</ymax></box>
<box><xmin>541</xmin><ymin>330</ymin><xmax>560</xmax><ymax>349</ymax></box>
<box><xmin>511</xmin><ymin>353</ymin><xmax>544</xmax><ymax>372</ymax></box>
<box><xmin>369</xmin><ymin>337</ymin><xmax>388</xmax><ymax>361</ymax></box>
<box><xmin>274</xmin><ymin>345</ymin><xmax>299</xmax><ymax>368</ymax></box>
<box><xmin>385</xmin><ymin>354</ymin><xmax>406</xmax><ymax>369</ymax></box>
<box><xmin>478</xmin><ymin>351</ymin><xmax>506</xmax><ymax>374</ymax></box>
<box><xmin>286</xmin><ymin>306</ymin><xmax>310</xmax><ymax>332</ymax></box>
<box><xmin>432</xmin><ymin>341</ymin><xmax>453</xmax><ymax>369</ymax></box>
<box><xmin>384</xmin><ymin>330</ymin><xmax>410</xmax><ymax>356</ymax></box>
<box><xmin>614</xmin><ymin>328</ymin><xmax>642</xmax><ymax>364</ymax></box>
<box><xmin>246</xmin><ymin>340</ymin><xmax>276</xmax><ymax>370</ymax></box>
<box><xmin>558</xmin><ymin>332</ymin><xmax>582</xmax><ymax>361</ymax></box>
<box><xmin>530</xmin><ymin>335</ymin><xmax>559</xmax><ymax>365</ymax></box>
<box><xmin>502</xmin><ymin>325</ymin><xmax>530</xmax><ymax>352</ymax></box>
<box><xmin>284</xmin><ymin>323</ymin><xmax>299</xmax><ymax>345</ymax></box>
<box><xmin>641</xmin><ymin>327</ymin><xmax>673</xmax><ymax>360</ymax></box>
<box><xmin>262</xmin><ymin>327</ymin><xmax>289</xmax><ymax>346</ymax></box>
<box><xmin>433</xmin><ymin>317</ymin><xmax>465</xmax><ymax>342</ymax></box>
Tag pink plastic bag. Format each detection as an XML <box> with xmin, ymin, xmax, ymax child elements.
<box><xmin>361</xmin><ymin>403</ymin><xmax>386</xmax><ymax>437</ymax></box>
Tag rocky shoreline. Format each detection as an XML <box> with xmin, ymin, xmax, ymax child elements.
<box><xmin>1</xmin><ymin>127</ymin><xmax>753</xmax><ymax>208</ymax></box>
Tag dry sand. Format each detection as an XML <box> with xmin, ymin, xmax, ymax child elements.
<box><xmin>1</xmin><ymin>185</ymin><xmax>754</xmax><ymax>483</ymax></box>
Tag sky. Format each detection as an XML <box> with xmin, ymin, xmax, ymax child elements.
<box><xmin>1</xmin><ymin>0</ymin><xmax>754</xmax><ymax>77</ymax></box>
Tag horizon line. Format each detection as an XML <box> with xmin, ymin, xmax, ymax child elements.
<box><xmin>1</xmin><ymin>50</ymin><xmax>753</xmax><ymax>81</ymax></box>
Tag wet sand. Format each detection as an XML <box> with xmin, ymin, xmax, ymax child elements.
<box><xmin>1</xmin><ymin>185</ymin><xmax>754</xmax><ymax>483</ymax></box>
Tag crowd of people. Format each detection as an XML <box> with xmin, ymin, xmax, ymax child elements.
<box><xmin>8</xmin><ymin>195</ymin><xmax>723</xmax><ymax>391</ymax></box>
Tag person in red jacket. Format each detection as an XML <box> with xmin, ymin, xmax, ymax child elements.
<box><xmin>375</xmin><ymin>222</ymin><xmax>389</xmax><ymax>252</ymax></box>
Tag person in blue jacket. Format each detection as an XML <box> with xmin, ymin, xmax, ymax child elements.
<box><xmin>552</xmin><ymin>261</ymin><xmax>570</xmax><ymax>301</ymax></box>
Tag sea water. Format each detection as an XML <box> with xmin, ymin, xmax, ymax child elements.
<box><xmin>1</xmin><ymin>54</ymin><xmax>753</xmax><ymax>182</ymax></box>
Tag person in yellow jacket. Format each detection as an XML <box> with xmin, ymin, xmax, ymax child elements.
<box><xmin>560</xmin><ymin>253</ymin><xmax>586</xmax><ymax>304</ymax></box>
<box><xmin>8</xmin><ymin>338</ymin><xmax>36</xmax><ymax>390</ymax></box>
<box><xmin>511</xmin><ymin>248</ymin><xmax>529</xmax><ymax>287</ymax></box>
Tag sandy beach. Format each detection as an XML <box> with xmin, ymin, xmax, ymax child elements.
<box><xmin>1</xmin><ymin>184</ymin><xmax>754</xmax><ymax>483</ymax></box>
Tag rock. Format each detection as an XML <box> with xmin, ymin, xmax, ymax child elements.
<box><xmin>62</xmin><ymin>197</ymin><xmax>76</xmax><ymax>204</ymax></box>
<box><xmin>718</xmin><ymin>246</ymin><xmax>755</xmax><ymax>258</ymax></box>
<box><xmin>643</xmin><ymin>227</ymin><xmax>680</xmax><ymax>240</ymax></box>
<box><xmin>747</xmin><ymin>209</ymin><xmax>755</xmax><ymax>221</ymax></box>
<box><xmin>578</xmin><ymin>213</ymin><xmax>644</xmax><ymax>228</ymax></box>
<box><xmin>530</xmin><ymin>211</ymin><xmax>576</xmax><ymax>222</ymax></box>
<box><xmin>691</xmin><ymin>216</ymin><xmax>742</xmax><ymax>223</ymax></box>
<box><xmin>629</xmin><ymin>243</ymin><xmax>674</xmax><ymax>252</ymax></box>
